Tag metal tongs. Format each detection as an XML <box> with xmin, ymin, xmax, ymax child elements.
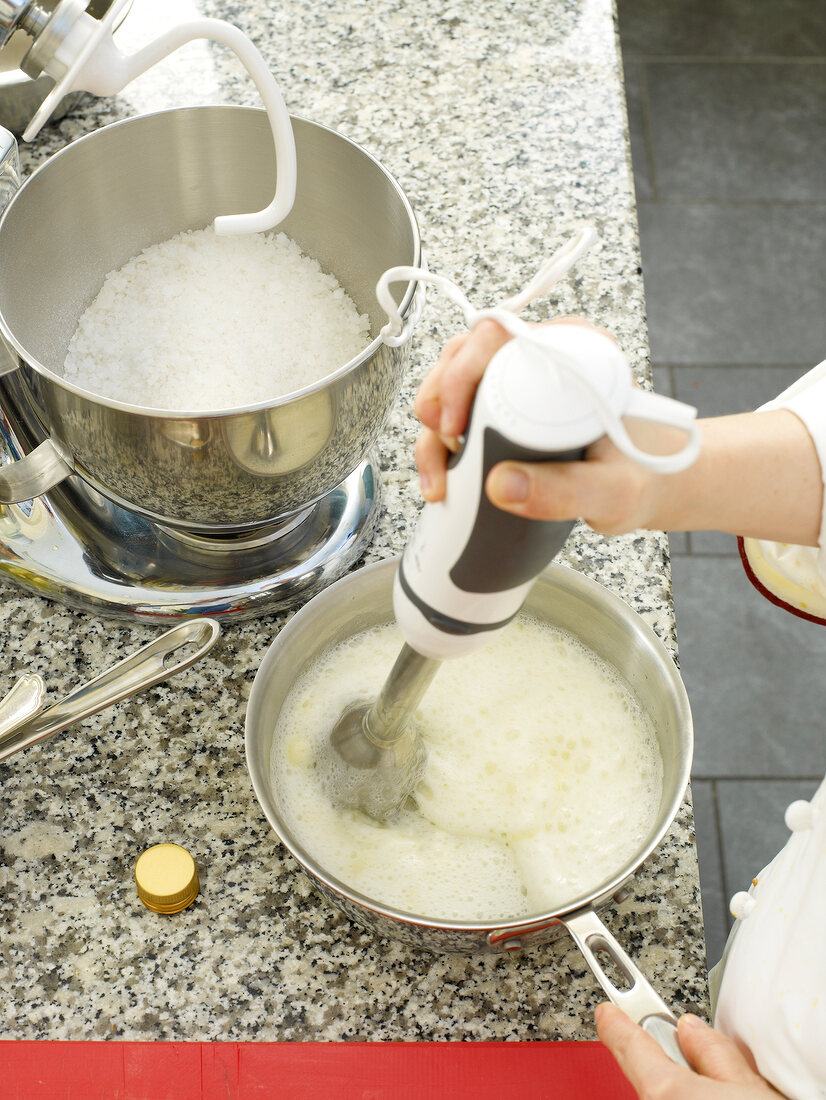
<box><xmin>0</xmin><ymin>619</ymin><xmax>220</xmax><ymax>761</ymax></box>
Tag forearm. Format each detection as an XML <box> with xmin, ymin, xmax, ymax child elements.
<box><xmin>647</xmin><ymin>409</ymin><xmax>823</xmax><ymax>546</ymax></box>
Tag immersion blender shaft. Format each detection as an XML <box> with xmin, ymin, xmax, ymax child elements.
<box><xmin>324</xmin><ymin>643</ymin><xmax>440</xmax><ymax>821</ymax></box>
<box><xmin>364</xmin><ymin>644</ymin><xmax>440</xmax><ymax>747</ymax></box>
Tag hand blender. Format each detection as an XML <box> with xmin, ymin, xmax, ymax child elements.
<box><xmin>319</xmin><ymin>233</ymin><xmax>701</xmax><ymax>823</ymax></box>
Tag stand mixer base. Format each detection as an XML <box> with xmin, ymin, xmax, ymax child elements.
<box><xmin>0</xmin><ymin>418</ymin><xmax>381</xmax><ymax>622</ymax></box>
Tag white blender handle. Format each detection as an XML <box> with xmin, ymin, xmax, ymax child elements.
<box><xmin>606</xmin><ymin>387</ymin><xmax>701</xmax><ymax>475</ymax></box>
<box><xmin>22</xmin><ymin>1</ymin><xmax>297</xmax><ymax>234</ymax></box>
<box><xmin>378</xmin><ymin>252</ymin><xmax>700</xmax><ymax>476</ymax></box>
<box><xmin>467</xmin><ymin>314</ymin><xmax>701</xmax><ymax>476</ymax></box>
<box><xmin>394</xmin><ymin>355</ymin><xmax>592</xmax><ymax>661</ymax></box>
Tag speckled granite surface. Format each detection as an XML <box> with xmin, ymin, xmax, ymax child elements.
<box><xmin>0</xmin><ymin>0</ymin><xmax>708</xmax><ymax>1041</ymax></box>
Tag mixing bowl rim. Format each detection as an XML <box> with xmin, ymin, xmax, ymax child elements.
<box><xmin>0</xmin><ymin>104</ymin><xmax>421</xmax><ymax>420</ymax></box>
<box><xmin>245</xmin><ymin>556</ymin><xmax>695</xmax><ymax>934</ymax></box>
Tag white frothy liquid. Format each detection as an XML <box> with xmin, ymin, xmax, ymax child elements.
<box><xmin>270</xmin><ymin>614</ymin><xmax>663</xmax><ymax>921</ymax></box>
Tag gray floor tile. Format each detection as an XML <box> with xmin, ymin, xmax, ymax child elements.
<box><xmin>616</xmin><ymin>0</ymin><xmax>826</xmax><ymax>59</ymax></box>
<box><xmin>689</xmin><ymin>531</ymin><xmax>739</xmax><ymax>556</ymax></box>
<box><xmin>716</xmin><ymin>778</ymin><xmax>822</xmax><ymax>897</ymax></box>
<box><xmin>670</xmin><ymin>555</ymin><xmax>826</xmax><ymax>776</ymax></box>
<box><xmin>670</xmin><ymin>364</ymin><xmax>809</xmax><ymax>416</ymax></box>
<box><xmin>645</xmin><ymin>62</ymin><xmax>826</xmax><ymax>203</ymax></box>
<box><xmin>690</xmin><ymin>780</ymin><xmax>730</xmax><ymax>966</ymax></box>
<box><xmin>622</xmin><ymin>59</ymin><xmax>654</xmax><ymax>201</ymax></box>
<box><xmin>652</xmin><ymin>365</ymin><xmax>673</xmax><ymax>396</ymax></box>
<box><xmin>637</xmin><ymin>202</ymin><xmax>826</xmax><ymax>365</ymax></box>
<box><xmin>616</xmin><ymin>0</ymin><xmax>826</xmax><ymax>971</ymax></box>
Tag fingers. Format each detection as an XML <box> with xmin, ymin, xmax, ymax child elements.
<box><xmin>413</xmin><ymin>316</ymin><xmax>622</xmax><ymax>510</ymax></box>
<box><xmin>549</xmin><ymin>315</ymin><xmax>617</xmax><ymax>343</ymax></box>
<box><xmin>436</xmin><ymin>319</ymin><xmax>510</xmax><ymax>437</ymax></box>
<box><xmin>595</xmin><ymin>1003</ymin><xmax>686</xmax><ymax>1096</ymax></box>
<box><xmin>676</xmin><ymin>1014</ymin><xmax>771</xmax><ymax>1087</ymax></box>
<box><xmin>597</xmin><ymin>1005</ymin><xmax>783</xmax><ymax>1100</ymax></box>
<box><xmin>413</xmin><ymin>319</ymin><xmax>512</xmax><ymax>502</ymax></box>
<box><xmin>414</xmin><ymin>331</ymin><xmax>470</xmax><ymax>432</ymax></box>
<box><xmin>415</xmin><ymin>316</ymin><xmax>612</xmax><ymax>437</ymax></box>
<box><xmin>415</xmin><ymin>428</ymin><xmax>451</xmax><ymax>502</ymax></box>
<box><xmin>484</xmin><ymin>447</ymin><xmax>650</xmax><ymax>535</ymax></box>
<box><xmin>414</xmin><ymin>319</ymin><xmax>512</xmax><ymax>439</ymax></box>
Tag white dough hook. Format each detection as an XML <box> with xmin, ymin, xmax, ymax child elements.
<box><xmin>19</xmin><ymin>0</ymin><xmax>297</xmax><ymax>234</ymax></box>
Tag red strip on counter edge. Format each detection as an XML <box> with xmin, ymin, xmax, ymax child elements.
<box><xmin>0</xmin><ymin>1040</ymin><xmax>636</xmax><ymax>1099</ymax></box>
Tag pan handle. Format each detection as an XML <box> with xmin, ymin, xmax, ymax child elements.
<box><xmin>562</xmin><ymin>906</ymin><xmax>691</xmax><ymax>1069</ymax></box>
<box><xmin>0</xmin><ymin>618</ymin><xmax>221</xmax><ymax>760</ymax></box>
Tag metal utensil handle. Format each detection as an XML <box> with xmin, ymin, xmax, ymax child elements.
<box><xmin>0</xmin><ymin>618</ymin><xmax>220</xmax><ymax>760</ymax></box>
<box><xmin>0</xmin><ymin>436</ymin><xmax>73</xmax><ymax>502</ymax></box>
<box><xmin>0</xmin><ymin>672</ymin><xmax>45</xmax><ymax>738</ymax></box>
<box><xmin>563</xmin><ymin>907</ymin><xmax>691</xmax><ymax>1069</ymax></box>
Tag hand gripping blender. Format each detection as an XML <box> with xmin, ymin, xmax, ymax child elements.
<box><xmin>320</xmin><ymin>230</ymin><xmax>701</xmax><ymax>822</ymax></box>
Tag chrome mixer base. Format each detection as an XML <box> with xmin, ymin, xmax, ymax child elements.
<box><xmin>0</xmin><ymin>413</ymin><xmax>380</xmax><ymax>622</ymax></box>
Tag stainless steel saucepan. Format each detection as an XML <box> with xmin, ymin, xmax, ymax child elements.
<box><xmin>0</xmin><ymin>106</ymin><xmax>422</xmax><ymax>531</ymax></box>
<box><xmin>245</xmin><ymin>558</ymin><xmax>694</xmax><ymax>1065</ymax></box>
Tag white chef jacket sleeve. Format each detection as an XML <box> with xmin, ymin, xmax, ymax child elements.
<box><xmin>719</xmin><ymin>362</ymin><xmax>826</xmax><ymax>1098</ymax></box>
<box><xmin>713</xmin><ymin>779</ymin><xmax>826</xmax><ymax>1100</ymax></box>
<box><xmin>740</xmin><ymin>360</ymin><xmax>826</xmax><ymax>621</ymax></box>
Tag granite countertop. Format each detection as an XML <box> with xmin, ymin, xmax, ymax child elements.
<box><xmin>0</xmin><ymin>0</ymin><xmax>709</xmax><ymax>1041</ymax></box>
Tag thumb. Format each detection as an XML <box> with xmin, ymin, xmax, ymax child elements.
<box><xmin>485</xmin><ymin>456</ymin><xmax>647</xmax><ymax>534</ymax></box>
<box><xmin>677</xmin><ymin>1014</ymin><xmax>765</xmax><ymax>1085</ymax></box>
<box><xmin>595</xmin><ymin>1003</ymin><xmax>688</xmax><ymax>1095</ymax></box>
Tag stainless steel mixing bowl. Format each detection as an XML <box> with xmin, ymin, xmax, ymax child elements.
<box><xmin>0</xmin><ymin>106</ymin><xmax>421</xmax><ymax>530</ymax></box>
<box><xmin>246</xmin><ymin>557</ymin><xmax>694</xmax><ymax>1061</ymax></box>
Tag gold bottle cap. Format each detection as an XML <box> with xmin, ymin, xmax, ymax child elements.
<box><xmin>135</xmin><ymin>843</ymin><xmax>199</xmax><ymax>914</ymax></box>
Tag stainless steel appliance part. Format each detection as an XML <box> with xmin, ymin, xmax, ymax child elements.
<box><xmin>246</xmin><ymin>558</ymin><xmax>694</xmax><ymax>1066</ymax></box>
<box><xmin>0</xmin><ymin>617</ymin><xmax>220</xmax><ymax>759</ymax></box>
<box><xmin>320</xmin><ymin>641</ymin><xmax>436</xmax><ymax>820</ymax></box>
<box><xmin>0</xmin><ymin>116</ymin><xmax>18</xmax><ymax>207</ymax></box>
<box><xmin>0</xmin><ymin>669</ymin><xmax>44</xmax><ymax>737</ymax></box>
<box><xmin>1</xmin><ymin>1</ymin><xmax>76</xmax><ymax>57</ymax></box>
<box><xmin>0</xmin><ymin>1</ymin><xmax>126</xmax><ymax>135</ymax></box>
<box><xmin>0</xmin><ymin>35</ymin><xmax>77</xmax><ymax>137</ymax></box>
<box><xmin>0</xmin><ymin>404</ymin><xmax>381</xmax><ymax>621</ymax></box>
<box><xmin>0</xmin><ymin>106</ymin><xmax>421</xmax><ymax>531</ymax></box>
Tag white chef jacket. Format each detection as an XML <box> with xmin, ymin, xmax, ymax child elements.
<box><xmin>711</xmin><ymin>362</ymin><xmax>826</xmax><ymax>1100</ymax></box>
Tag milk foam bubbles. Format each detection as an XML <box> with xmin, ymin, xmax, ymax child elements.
<box><xmin>270</xmin><ymin>614</ymin><xmax>663</xmax><ymax>921</ymax></box>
